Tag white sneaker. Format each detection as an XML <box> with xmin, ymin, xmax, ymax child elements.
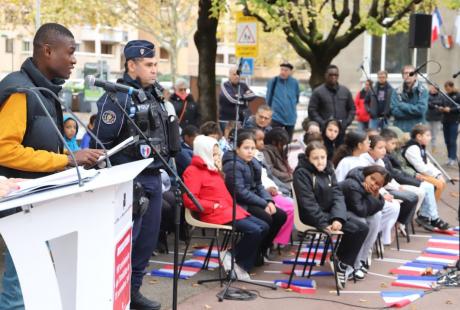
<box><xmin>220</xmin><ymin>251</ymin><xmax>232</xmax><ymax>272</ymax></box>
<box><xmin>234</xmin><ymin>264</ymin><xmax>251</xmax><ymax>280</ymax></box>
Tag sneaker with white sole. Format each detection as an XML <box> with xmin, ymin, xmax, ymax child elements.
<box><xmin>335</xmin><ymin>261</ymin><xmax>349</xmax><ymax>289</ymax></box>
<box><xmin>234</xmin><ymin>263</ymin><xmax>251</xmax><ymax>280</ymax></box>
<box><xmin>348</xmin><ymin>268</ymin><xmax>365</xmax><ymax>281</ymax></box>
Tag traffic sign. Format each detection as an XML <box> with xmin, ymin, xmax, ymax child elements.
<box><xmin>240</xmin><ymin>58</ymin><xmax>254</xmax><ymax>77</ymax></box>
<box><xmin>236</xmin><ymin>12</ymin><xmax>258</xmax><ymax>58</ymax></box>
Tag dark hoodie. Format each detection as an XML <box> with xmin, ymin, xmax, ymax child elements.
<box><xmin>222</xmin><ymin>150</ymin><xmax>273</xmax><ymax>209</ymax></box>
<box><xmin>293</xmin><ymin>154</ymin><xmax>347</xmax><ymax>229</ymax></box>
<box><xmin>339</xmin><ymin>167</ymin><xmax>385</xmax><ymax>217</ymax></box>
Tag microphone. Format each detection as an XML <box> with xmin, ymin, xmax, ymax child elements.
<box><xmin>453</xmin><ymin>71</ymin><xmax>460</xmax><ymax>78</ymax></box>
<box><xmin>356</xmin><ymin>60</ymin><xmax>365</xmax><ymax>72</ymax></box>
<box><xmin>408</xmin><ymin>61</ymin><xmax>428</xmax><ymax>76</ymax></box>
<box><xmin>23</xmin><ymin>86</ymin><xmax>112</xmax><ymax>168</ymax></box>
<box><xmin>236</xmin><ymin>58</ymin><xmax>243</xmax><ymax>76</ymax></box>
<box><xmin>86</xmin><ymin>75</ymin><xmax>142</xmax><ymax>97</ymax></box>
<box><xmin>10</xmin><ymin>87</ymin><xmax>84</xmax><ymax>186</ymax></box>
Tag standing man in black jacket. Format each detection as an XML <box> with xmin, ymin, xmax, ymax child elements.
<box><xmin>365</xmin><ymin>70</ymin><xmax>393</xmax><ymax>130</ymax></box>
<box><xmin>440</xmin><ymin>81</ymin><xmax>460</xmax><ymax>166</ymax></box>
<box><xmin>308</xmin><ymin>65</ymin><xmax>355</xmax><ymax>145</ymax></box>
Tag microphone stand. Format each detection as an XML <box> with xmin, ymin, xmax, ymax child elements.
<box><xmin>105</xmin><ymin>91</ymin><xmax>203</xmax><ymax>310</ymax></box>
<box><xmin>15</xmin><ymin>88</ymin><xmax>84</xmax><ymax>187</ymax></box>
<box><xmin>214</xmin><ymin>70</ymin><xmax>276</xmax><ymax>302</ymax></box>
<box><xmin>359</xmin><ymin>65</ymin><xmax>384</xmax><ymax>130</ymax></box>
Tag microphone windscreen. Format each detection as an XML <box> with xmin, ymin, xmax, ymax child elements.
<box><xmin>167</xmin><ymin>115</ymin><xmax>181</xmax><ymax>155</ymax></box>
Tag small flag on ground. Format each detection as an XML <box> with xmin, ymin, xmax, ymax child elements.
<box><xmin>428</xmin><ymin>235</ymin><xmax>459</xmax><ymax>245</ymax></box>
<box><xmin>381</xmin><ymin>290</ymin><xmax>424</xmax><ymax>308</ymax></box>
<box><xmin>282</xmin><ymin>257</ymin><xmax>319</xmax><ymax>266</ymax></box>
<box><xmin>281</xmin><ymin>269</ymin><xmax>333</xmax><ymax>277</ymax></box>
<box><xmin>192</xmin><ymin>247</ymin><xmax>220</xmax><ymax>258</ymax></box>
<box><xmin>391</xmin><ymin>275</ymin><xmax>438</xmax><ymax>289</ymax></box>
<box><xmin>150</xmin><ymin>265</ymin><xmax>201</xmax><ymax>279</ymax></box>
<box><xmin>424</xmin><ymin>246</ymin><xmax>459</xmax><ymax>256</ymax></box>
<box><xmin>414</xmin><ymin>253</ymin><xmax>458</xmax><ymax>266</ymax></box>
<box><xmin>274</xmin><ymin>279</ymin><xmax>316</xmax><ymax>294</ymax></box>
<box><xmin>182</xmin><ymin>257</ymin><xmax>220</xmax><ymax>269</ymax></box>
<box><xmin>390</xmin><ymin>262</ymin><xmax>443</xmax><ymax>276</ymax></box>
<box><xmin>427</xmin><ymin>241</ymin><xmax>459</xmax><ymax>250</ymax></box>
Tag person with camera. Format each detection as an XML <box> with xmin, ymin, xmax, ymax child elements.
<box><xmin>391</xmin><ymin>65</ymin><xmax>428</xmax><ymax>133</ymax></box>
<box><xmin>92</xmin><ymin>40</ymin><xmax>179</xmax><ymax>310</ymax></box>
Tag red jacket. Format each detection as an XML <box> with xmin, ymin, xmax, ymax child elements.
<box><xmin>354</xmin><ymin>90</ymin><xmax>370</xmax><ymax>122</ymax></box>
<box><xmin>182</xmin><ymin>156</ymin><xmax>249</xmax><ymax>224</ymax></box>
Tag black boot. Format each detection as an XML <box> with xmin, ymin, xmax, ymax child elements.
<box><xmin>130</xmin><ymin>289</ymin><xmax>161</xmax><ymax>310</ymax></box>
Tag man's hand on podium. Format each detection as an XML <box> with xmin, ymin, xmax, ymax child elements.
<box><xmin>0</xmin><ymin>178</ymin><xmax>21</xmax><ymax>197</ymax></box>
<box><xmin>68</xmin><ymin>149</ymin><xmax>105</xmax><ymax>169</ymax></box>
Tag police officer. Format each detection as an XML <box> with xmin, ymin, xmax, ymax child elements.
<box><xmin>92</xmin><ymin>40</ymin><xmax>170</xmax><ymax>310</ymax></box>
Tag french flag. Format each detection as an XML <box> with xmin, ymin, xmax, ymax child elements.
<box><xmin>432</xmin><ymin>7</ymin><xmax>443</xmax><ymax>42</ymax></box>
<box><xmin>391</xmin><ymin>275</ymin><xmax>438</xmax><ymax>289</ymax></box>
<box><xmin>274</xmin><ymin>279</ymin><xmax>316</xmax><ymax>294</ymax></box>
<box><xmin>428</xmin><ymin>235</ymin><xmax>459</xmax><ymax>245</ymax></box>
<box><xmin>390</xmin><ymin>262</ymin><xmax>443</xmax><ymax>276</ymax></box>
<box><xmin>182</xmin><ymin>257</ymin><xmax>220</xmax><ymax>269</ymax></box>
<box><xmin>281</xmin><ymin>269</ymin><xmax>333</xmax><ymax>277</ymax></box>
<box><xmin>192</xmin><ymin>247</ymin><xmax>220</xmax><ymax>258</ymax></box>
<box><xmin>150</xmin><ymin>265</ymin><xmax>200</xmax><ymax>279</ymax></box>
<box><xmin>414</xmin><ymin>253</ymin><xmax>458</xmax><ymax>266</ymax></box>
<box><xmin>381</xmin><ymin>290</ymin><xmax>424</xmax><ymax>308</ymax></box>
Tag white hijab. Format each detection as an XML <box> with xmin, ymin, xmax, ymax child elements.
<box><xmin>193</xmin><ymin>135</ymin><xmax>219</xmax><ymax>171</ymax></box>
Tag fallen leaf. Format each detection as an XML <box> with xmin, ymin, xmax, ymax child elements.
<box><xmin>192</xmin><ymin>283</ymin><xmax>199</xmax><ymax>287</ymax></box>
<box><xmin>359</xmin><ymin>299</ymin><xmax>367</xmax><ymax>303</ymax></box>
<box><xmin>204</xmin><ymin>304</ymin><xmax>212</xmax><ymax>309</ymax></box>
<box><xmin>380</xmin><ymin>282</ymin><xmax>388</xmax><ymax>288</ymax></box>
<box><xmin>446</xmin><ymin>300</ymin><xmax>453</xmax><ymax>304</ymax></box>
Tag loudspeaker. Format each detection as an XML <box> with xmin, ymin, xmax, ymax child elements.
<box><xmin>409</xmin><ymin>13</ymin><xmax>432</xmax><ymax>48</ymax></box>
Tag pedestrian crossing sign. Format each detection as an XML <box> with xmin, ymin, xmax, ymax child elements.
<box><xmin>240</xmin><ymin>58</ymin><xmax>254</xmax><ymax>77</ymax></box>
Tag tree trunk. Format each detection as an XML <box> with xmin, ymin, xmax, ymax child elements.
<box><xmin>170</xmin><ymin>47</ymin><xmax>178</xmax><ymax>86</ymax></box>
<box><xmin>308</xmin><ymin>56</ymin><xmax>334</xmax><ymax>89</ymax></box>
<box><xmin>194</xmin><ymin>0</ymin><xmax>219</xmax><ymax>122</ymax></box>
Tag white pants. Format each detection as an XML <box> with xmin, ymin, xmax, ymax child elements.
<box><xmin>380</xmin><ymin>200</ymin><xmax>400</xmax><ymax>245</ymax></box>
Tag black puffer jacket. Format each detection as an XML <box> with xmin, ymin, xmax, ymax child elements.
<box><xmin>308</xmin><ymin>83</ymin><xmax>355</xmax><ymax>130</ymax></box>
<box><xmin>382</xmin><ymin>154</ymin><xmax>421</xmax><ymax>187</ymax></box>
<box><xmin>441</xmin><ymin>91</ymin><xmax>460</xmax><ymax>123</ymax></box>
<box><xmin>426</xmin><ymin>92</ymin><xmax>444</xmax><ymax>122</ymax></box>
<box><xmin>222</xmin><ymin>151</ymin><xmax>273</xmax><ymax>209</ymax></box>
<box><xmin>293</xmin><ymin>154</ymin><xmax>347</xmax><ymax>229</ymax></box>
<box><xmin>339</xmin><ymin>167</ymin><xmax>384</xmax><ymax>217</ymax></box>
<box><xmin>170</xmin><ymin>93</ymin><xmax>201</xmax><ymax>128</ymax></box>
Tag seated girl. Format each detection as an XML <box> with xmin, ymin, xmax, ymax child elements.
<box><xmin>254</xmin><ymin>128</ymin><xmax>294</xmax><ymax>248</ymax></box>
<box><xmin>340</xmin><ymin>166</ymin><xmax>391</xmax><ymax>280</ymax></box>
<box><xmin>223</xmin><ymin>130</ymin><xmax>287</xmax><ymax>264</ymax></box>
<box><xmin>333</xmin><ymin>130</ymin><xmax>370</xmax><ymax>182</ymax></box>
<box><xmin>182</xmin><ymin>135</ymin><xmax>269</xmax><ymax>277</ymax></box>
<box><xmin>322</xmin><ymin>119</ymin><xmax>341</xmax><ymax>161</ymax></box>
<box><xmin>293</xmin><ymin>141</ymin><xmax>369</xmax><ymax>289</ymax></box>
<box><xmin>263</xmin><ymin>127</ymin><xmax>293</xmax><ymax>184</ymax></box>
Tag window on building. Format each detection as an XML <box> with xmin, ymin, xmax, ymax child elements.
<box><xmin>5</xmin><ymin>38</ymin><xmax>13</xmax><ymax>53</ymax></box>
<box><xmin>370</xmin><ymin>32</ymin><xmax>427</xmax><ymax>74</ymax></box>
<box><xmin>216</xmin><ymin>53</ymin><xmax>224</xmax><ymax>64</ymax></box>
<box><xmin>22</xmin><ymin>41</ymin><xmax>31</xmax><ymax>52</ymax></box>
<box><xmin>82</xmin><ymin>41</ymin><xmax>95</xmax><ymax>53</ymax></box>
<box><xmin>101</xmin><ymin>43</ymin><xmax>114</xmax><ymax>55</ymax></box>
<box><xmin>228</xmin><ymin>54</ymin><xmax>236</xmax><ymax>65</ymax></box>
<box><xmin>159</xmin><ymin>47</ymin><xmax>169</xmax><ymax>60</ymax></box>
<box><xmin>75</xmin><ymin>43</ymin><xmax>81</xmax><ymax>52</ymax></box>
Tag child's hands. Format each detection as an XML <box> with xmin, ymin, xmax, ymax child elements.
<box><xmin>331</xmin><ymin>220</ymin><xmax>342</xmax><ymax>231</ymax></box>
<box><xmin>383</xmin><ymin>193</ymin><xmax>394</xmax><ymax>202</ymax></box>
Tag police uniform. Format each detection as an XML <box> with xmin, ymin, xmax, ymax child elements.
<box><xmin>92</xmin><ymin>40</ymin><xmax>172</xmax><ymax>308</ymax></box>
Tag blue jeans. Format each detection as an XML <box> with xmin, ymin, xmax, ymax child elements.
<box><xmin>418</xmin><ymin>182</ymin><xmax>439</xmax><ymax>220</ymax></box>
<box><xmin>230</xmin><ymin>216</ymin><xmax>269</xmax><ymax>271</ymax></box>
<box><xmin>369</xmin><ymin>118</ymin><xmax>388</xmax><ymax>130</ymax></box>
<box><xmin>357</xmin><ymin>121</ymin><xmax>369</xmax><ymax>132</ymax></box>
<box><xmin>0</xmin><ymin>250</ymin><xmax>24</xmax><ymax>310</ymax></box>
<box><xmin>442</xmin><ymin>121</ymin><xmax>459</xmax><ymax>160</ymax></box>
<box><xmin>131</xmin><ymin>173</ymin><xmax>162</xmax><ymax>291</ymax></box>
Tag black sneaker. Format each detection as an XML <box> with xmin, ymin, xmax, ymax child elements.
<box><xmin>130</xmin><ymin>290</ymin><xmax>161</xmax><ymax>310</ymax></box>
<box><xmin>431</xmin><ymin>218</ymin><xmax>449</xmax><ymax>230</ymax></box>
<box><xmin>360</xmin><ymin>260</ymin><xmax>369</xmax><ymax>274</ymax></box>
<box><xmin>335</xmin><ymin>261</ymin><xmax>348</xmax><ymax>289</ymax></box>
<box><xmin>415</xmin><ymin>215</ymin><xmax>434</xmax><ymax>232</ymax></box>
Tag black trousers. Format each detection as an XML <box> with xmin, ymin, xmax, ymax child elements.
<box><xmin>390</xmin><ymin>190</ymin><xmax>418</xmax><ymax>224</ymax></box>
<box><xmin>335</xmin><ymin>216</ymin><xmax>369</xmax><ymax>267</ymax></box>
<box><xmin>271</xmin><ymin>120</ymin><xmax>295</xmax><ymax>142</ymax></box>
<box><xmin>246</xmin><ymin>205</ymin><xmax>287</xmax><ymax>251</ymax></box>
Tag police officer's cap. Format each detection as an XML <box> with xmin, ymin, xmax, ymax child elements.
<box><xmin>124</xmin><ymin>40</ymin><xmax>155</xmax><ymax>60</ymax></box>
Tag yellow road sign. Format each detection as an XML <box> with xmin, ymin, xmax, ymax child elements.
<box><xmin>236</xmin><ymin>12</ymin><xmax>258</xmax><ymax>58</ymax></box>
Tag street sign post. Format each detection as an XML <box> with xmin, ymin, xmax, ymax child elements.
<box><xmin>240</xmin><ymin>58</ymin><xmax>254</xmax><ymax>77</ymax></box>
<box><xmin>235</xmin><ymin>12</ymin><xmax>258</xmax><ymax>58</ymax></box>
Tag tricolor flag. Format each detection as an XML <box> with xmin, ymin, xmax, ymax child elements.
<box><xmin>150</xmin><ymin>265</ymin><xmax>200</xmax><ymax>279</ymax></box>
<box><xmin>391</xmin><ymin>275</ymin><xmax>438</xmax><ymax>289</ymax></box>
<box><xmin>389</xmin><ymin>262</ymin><xmax>443</xmax><ymax>276</ymax></box>
<box><xmin>381</xmin><ymin>290</ymin><xmax>424</xmax><ymax>308</ymax></box>
<box><xmin>414</xmin><ymin>253</ymin><xmax>458</xmax><ymax>266</ymax></box>
<box><xmin>432</xmin><ymin>7</ymin><xmax>443</xmax><ymax>42</ymax></box>
<box><xmin>424</xmin><ymin>245</ymin><xmax>459</xmax><ymax>256</ymax></box>
<box><xmin>281</xmin><ymin>269</ymin><xmax>333</xmax><ymax>277</ymax></box>
<box><xmin>274</xmin><ymin>279</ymin><xmax>316</xmax><ymax>294</ymax></box>
<box><xmin>182</xmin><ymin>257</ymin><xmax>220</xmax><ymax>269</ymax></box>
<box><xmin>192</xmin><ymin>247</ymin><xmax>220</xmax><ymax>258</ymax></box>
<box><xmin>428</xmin><ymin>235</ymin><xmax>459</xmax><ymax>245</ymax></box>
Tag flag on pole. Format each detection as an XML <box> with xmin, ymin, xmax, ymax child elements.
<box><xmin>432</xmin><ymin>7</ymin><xmax>443</xmax><ymax>42</ymax></box>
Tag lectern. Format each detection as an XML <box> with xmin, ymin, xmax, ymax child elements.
<box><xmin>0</xmin><ymin>159</ymin><xmax>152</xmax><ymax>310</ymax></box>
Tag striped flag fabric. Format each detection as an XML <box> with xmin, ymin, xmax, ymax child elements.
<box><xmin>414</xmin><ymin>253</ymin><xmax>458</xmax><ymax>266</ymax></box>
<box><xmin>381</xmin><ymin>290</ymin><xmax>424</xmax><ymax>308</ymax></box>
<box><xmin>391</xmin><ymin>275</ymin><xmax>438</xmax><ymax>289</ymax></box>
<box><xmin>150</xmin><ymin>265</ymin><xmax>201</xmax><ymax>279</ymax></box>
<box><xmin>389</xmin><ymin>262</ymin><xmax>443</xmax><ymax>276</ymax></box>
<box><xmin>432</xmin><ymin>7</ymin><xmax>443</xmax><ymax>42</ymax></box>
<box><xmin>274</xmin><ymin>279</ymin><xmax>316</xmax><ymax>294</ymax></box>
<box><xmin>182</xmin><ymin>257</ymin><xmax>220</xmax><ymax>269</ymax></box>
<box><xmin>281</xmin><ymin>269</ymin><xmax>333</xmax><ymax>277</ymax></box>
<box><xmin>428</xmin><ymin>235</ymin><xmax>459</xmax><ymax>245</ymax></box>
<box><xmin>192</xmin><ymin>247</ymin><xmax>220</xmax><ymax>258</ymax></box>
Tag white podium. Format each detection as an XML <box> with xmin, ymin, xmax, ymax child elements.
<box><xmin>0</xmin><ymin>159</ymin><xmax>152</xmax><ymax>310</ymax></box>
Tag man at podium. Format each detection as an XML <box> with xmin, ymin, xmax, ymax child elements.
<box><xmin>92</xmin><ymin>40</ymin><xmax>172</xmax><ymax>310</ymax></box>
<box><xmin>0</xmin><ymin>23</ymin><xmax>103</xmax><ymax>310</ymax></box>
